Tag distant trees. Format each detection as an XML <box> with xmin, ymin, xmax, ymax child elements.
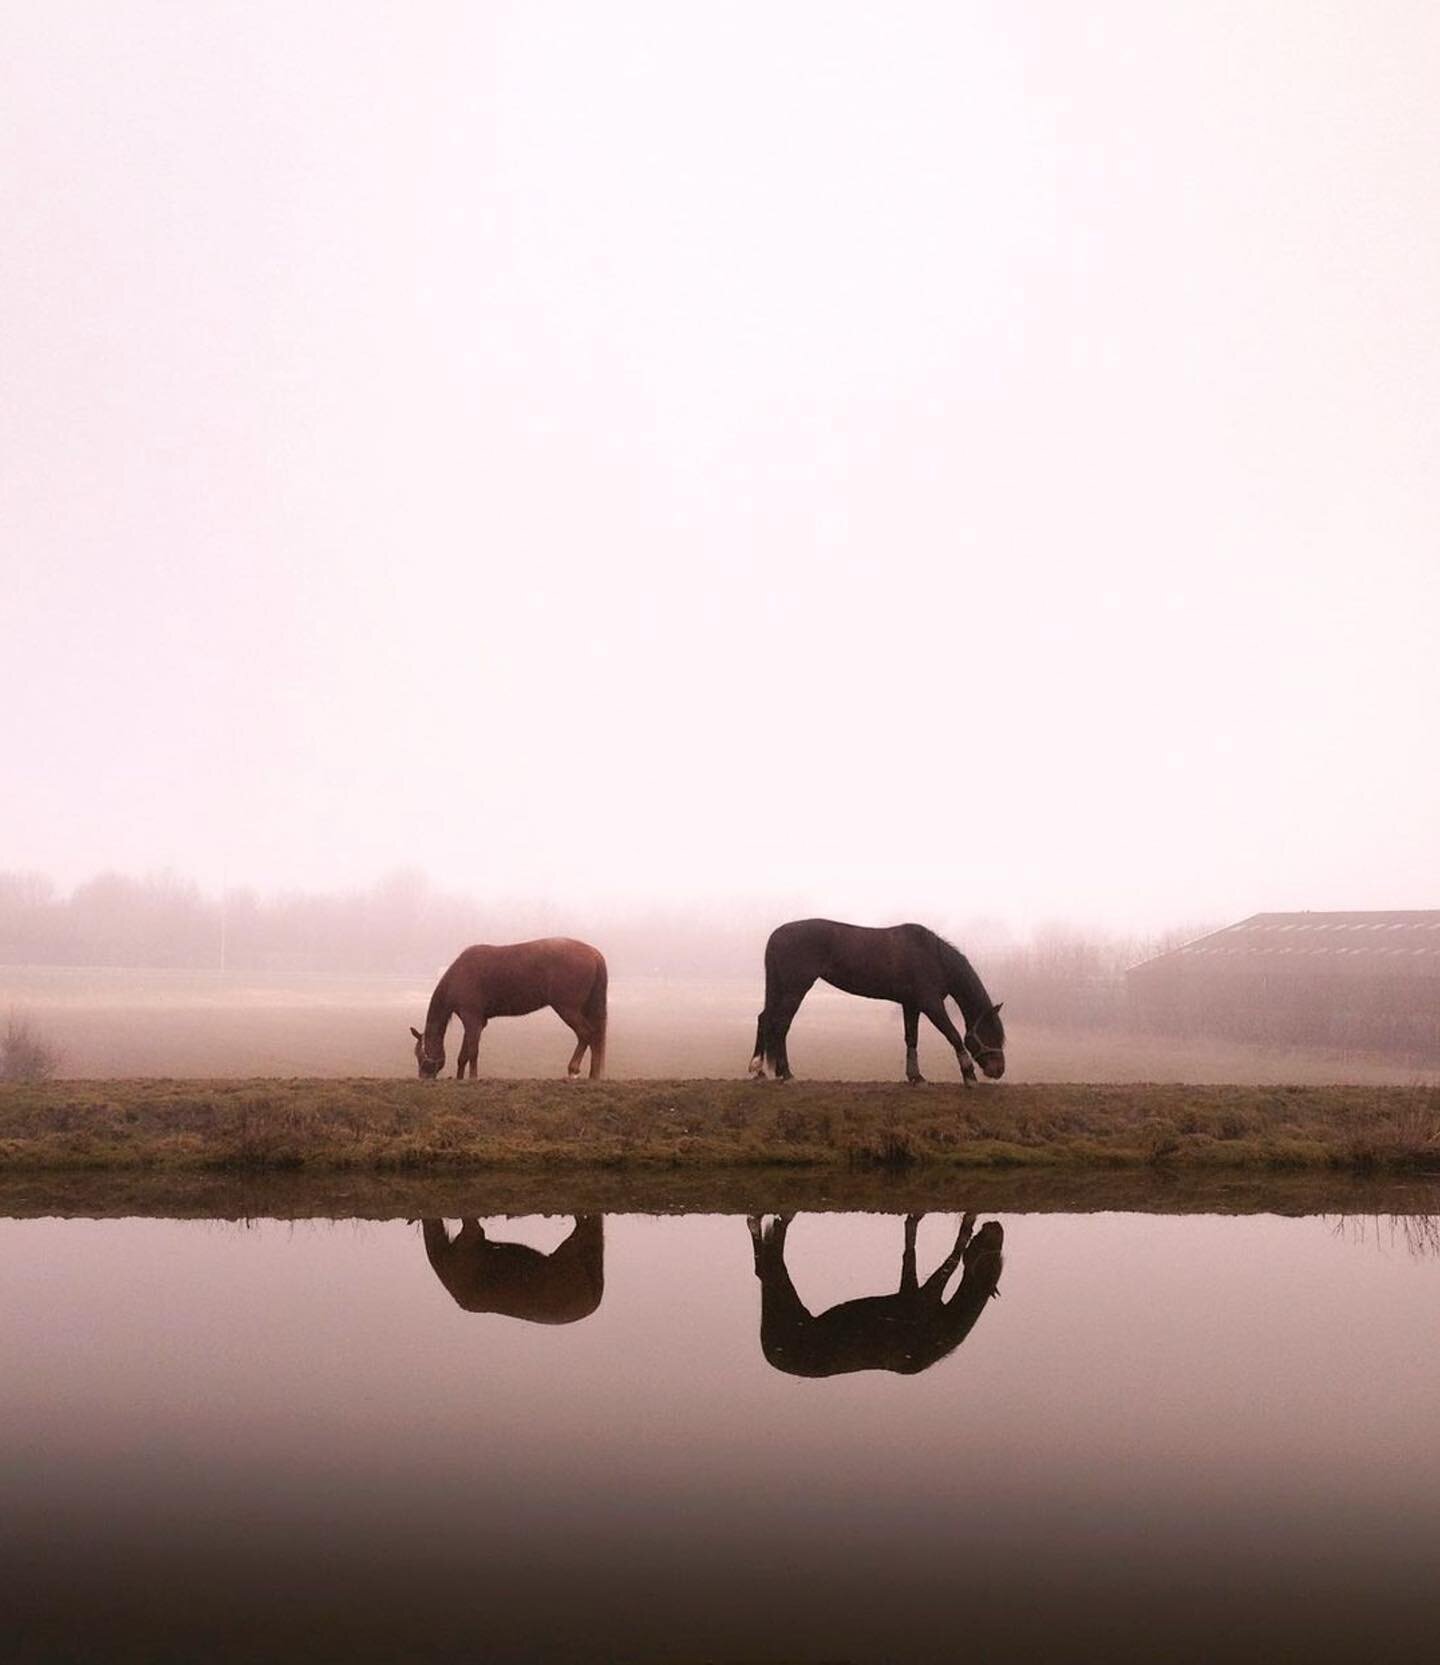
<box><xmin>0</xmin><ymin>868</ymin><xmax>772</xmax><ymax>980</ymax></box>
<box><xmin>0</xmin><ymin>868</ymin><xmax>492</xmax><ymax>976</ymax></box>
<box><xmin>982</xmin><ymin>922</ymin><xmax>1220</xmax><ymax>1028</ymax></box>
<box><xmin>0</xmin><ymin>868</ymin><xmax>1203</xmax><ymax>1026</ymax></box>
<box><xmin>984</xmin><ymin>926</ymin><xmax>1129</xmax><ymax>1026</ymax></box>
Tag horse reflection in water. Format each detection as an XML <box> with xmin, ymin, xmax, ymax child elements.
<box><xmin>749</xmin><ymin>1212</ymin><xmax>1003</xmax><ymax>1377</ymax></box>
<box><xmin>421</xmin><ymin>1216</ymin><xmax>605</xmax><ymax>1325</ymax></box>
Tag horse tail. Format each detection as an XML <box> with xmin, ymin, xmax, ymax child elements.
<box><xmin>583</xmin><ymin>953</ymin><xmax>608</xmax><ymax>1078</ymax></box>
<box><xmin>754</xmin><ymin>930</ymin><xmax>784</xmax><ymax>1075</ymax></box>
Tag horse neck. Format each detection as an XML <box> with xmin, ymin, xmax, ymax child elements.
<box><xmin>940</xmin><ymin>943</ymin><xmax>992</xmax><ymax>1025</ymax></box>
<box><xmin>423</xmin><ymin>983</ymin><xmax>453</xmax><ymax>1050</ymax></box>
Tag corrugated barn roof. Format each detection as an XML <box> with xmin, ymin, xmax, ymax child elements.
<box><xmin>1129</xmin><ymin>912</ymin><xmax>1440</xmax><ymax>978</ymax></box>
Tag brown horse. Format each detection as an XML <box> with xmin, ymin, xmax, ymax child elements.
<box><xmin>748</xmin><ymin>1212</ymin><xmax>1004</xmax><ymax>1377</ymax></box>
<box><xmin>410</xmin><ymin>938</ymin><xmax>608</xmax><ymax>1079</ymax></box>
<box><xmin>422</xmin><ymin>1216</ymin><xmax>605</xmax><ymax>1324</ymax></box>
<box><xmin>748</xmin><ymin>918</ymin><xmax>1005</xmax><ymax>1084</ymax></box>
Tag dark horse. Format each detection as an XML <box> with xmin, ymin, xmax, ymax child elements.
<box><xmin>748</xmin><ymin>918</ymin><xmax>1004</xmax><ymax>1083</ymax></box>
<box><xmin>422</xmin><ymin>1216</ymin><xmax>605</xmax><ymax>1325</ymax></box>
<box><xmin>748</xmin><ymin>1212</ymin><xmax>1004</xmax><ymax>1377</ymax></box>
<box><xmin>411</xmin><ymin>938</ymin><xmax>608</xmax><ymax>1079</ymax></box>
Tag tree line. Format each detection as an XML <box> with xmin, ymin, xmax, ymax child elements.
<box><xmin>0</xmin><ymin>869</ymin><xmax>1201</xmax><ymax>1024</ymax></box>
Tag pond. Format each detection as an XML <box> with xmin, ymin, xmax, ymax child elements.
<box><xmin>4</xmin><ymin>1208</ymin><xmax>1439</xmax><ymax>1662</ymax></box>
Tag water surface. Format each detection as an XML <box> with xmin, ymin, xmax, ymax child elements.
<box><xmin>4</xmin><ymin>1210</ymin><xmax>1438</xmax><ymax>1662</ymax></box>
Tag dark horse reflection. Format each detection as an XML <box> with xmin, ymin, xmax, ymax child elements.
<box><xmin>749</xmin><ymin>1212</ymin><xmax>1003</xmax><ymax>1377</ymax></box>
<box><xmin>421</xmin><ymin>1216</ymin><xmax>605</xmax><ymax>1325</ymax></box>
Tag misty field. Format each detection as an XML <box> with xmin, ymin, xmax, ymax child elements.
<box><xmin>4</xmin><ymin>968</ymin><xmax>1438</xmax><ymax>1194</ymax></box>
<box><xmin>2</xmin><ymin>967</ymin><xmax>1431</xmax><ymax>1084</ymax></box>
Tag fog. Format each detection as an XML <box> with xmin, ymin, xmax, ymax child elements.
<box><xmin>5</xmin><ymin>872</ymin><xmax>1431</xmax><ymax>1083</ymax></box>
<box><xmin>4</xmin><ymin>1</ymin><xmax>1438</xmax><ymax>937</ymax></box>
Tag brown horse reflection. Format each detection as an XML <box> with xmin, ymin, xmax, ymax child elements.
<box><xmin>748</xmin><ymin>1212</ymin><xmax>1003</xmax><ymax>1377</ymax></box>
<box><xmin>422</xmin><ymin>1216</ymin><xmax>605</xmax><ymax>1325</ymax></box>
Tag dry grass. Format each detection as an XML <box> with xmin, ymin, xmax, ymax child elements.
<box><xmin>2</xmin><ymin>1077</ymin><xmax>1439</xmax><ymax>1179</ymax></box>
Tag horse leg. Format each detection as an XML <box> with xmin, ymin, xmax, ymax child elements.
<box><xmin>565</xmin><ymin>1031</ymin><xmax>588</xmax><ymax>1079</ymax></box>
<box><xmin>922</xmin><ymin>1001</ymin><xmax>977</xmax><ymax>1085</ymax></box>
<box><xmin>458</xmin><ymin>1016</ymin><xmax>485</xmax><ymax>1079</ymax></box>
<box><xmin>766</xmin><ymin>983</ymin><xmax>813</xmax><ymax>1081</ymax></box>
<box><xmin>748</xmin><ymin>1012</ymin><xmax>768</xmax><ymax>1078</ymax></box>
<box><xmin>900</xmin><ymin>1213</ymin><xmax>922</xmax><ymax>1293</ymax></box>
<box><xmin>922</xmin><ymin>1212</ymin><xmax>977</xmax><ymax>1296</ymax></box>
<box><xmin>750</xmin><ymin>1216</ymin><xmax>811</xmax><ymax>1372</ymax></box>
<box><xmin>902</xmin><ymin>1003</ymin><xmax>924</xmax><ymax>1084</ymax></box>
<box><xmin>748</xmin><ymin>1213</ymin><xmax>795</xmax><ymax>1274</ymax></box>
<box><xmin>752</xmin><ymin>943</ymin><xmax>812</xmax><ymax>1078</ymax></box>
<box><xmin>586</xmin><ymin>1016</ymin><xmax>606</xmax><ymax>1079</ymax></box>
<box><xmin>554</xmin><ymin>1005</ymin><xmax>591</xmax><ymax>1079</ymax></box>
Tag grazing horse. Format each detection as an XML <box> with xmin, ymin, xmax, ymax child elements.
<box><xmin>411</xmin><ymin>937</ymin><xmax>608</xmax><ymax>1080</ymax></box>
<box><xmin>748</xmin><ymin>1212</ymin><xmax>1004</xmax><ymax>1377</ymax></box>
<box><xmin>748</xmin><ymin>918</ymin><xmax>1005</xmax><ymax>1083</ymax></box>
<box><xmin>421</xmin><ymin>1216</ymin><xmax>605</xmax><ymax>1325</ymax></box>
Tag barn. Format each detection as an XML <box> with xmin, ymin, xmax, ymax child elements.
<box><xmin>1126</xmin><ymin>911</ymin><xmax>1440</xmax><ymax>1060</ymax></box>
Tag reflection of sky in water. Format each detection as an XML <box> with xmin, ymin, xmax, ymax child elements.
<box><xmin>4</xmin><ymin>1213</ymin><xmax>1439</xmax><ymax>1662</ymax></box>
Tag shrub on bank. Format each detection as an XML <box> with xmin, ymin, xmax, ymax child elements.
<box><xmin>1</xmin><ymin>1016</ymin><xmax>60</xmax><ymax>1083</ymax></box>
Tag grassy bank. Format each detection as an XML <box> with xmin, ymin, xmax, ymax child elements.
<box><xmin>3</xmin><ymin>1078</ymin><xmax>1439</xmax><ymax>1179</ymax></box>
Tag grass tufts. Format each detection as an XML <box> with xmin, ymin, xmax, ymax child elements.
<box><xmin>1</xmin><ymin>1078</ymin><xmax>1439</xmax><ymax>1178</ymax></box>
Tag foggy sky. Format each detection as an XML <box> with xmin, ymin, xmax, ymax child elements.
<box><xmin>4</xmin><ymin>2</ymin><xmax>1437</xmax><ymax>934</ymax></box>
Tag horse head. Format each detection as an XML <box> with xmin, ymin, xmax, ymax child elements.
<box><xmin>964</xmin><ymin>1001</ymin><xmax>1006</xmax><ymax>1079</ymax></box>
<box><xmin>964</xmin><ymin>1218</ymin><xmax>1005</xmax><ymax>1282</ymax></box>
<box><xmin>410</xmin><ymin>1026</ymin><xmax>445</xmax><ymax>1079</ymax></box>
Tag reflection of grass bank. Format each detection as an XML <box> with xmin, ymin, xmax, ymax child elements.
<box><xmin>3</xmin><ymin>1078</ymin><xmax>1439</xmax><ymax>1177</ymax></box>
<box><xmin>3</xmin><ymin>1163</ymin><xmax>1438</xmax><ymax>1224</ymax></box>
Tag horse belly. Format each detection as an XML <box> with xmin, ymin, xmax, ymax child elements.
<box><xmin>821</xmin><ymin>968</ymin><xmax>903</xmax><ymax>1002</ymax></box>
<box><xmin>481</xmin><ymin>988</ymin><xmax>548</xmax><ymax>1019</ymax></box>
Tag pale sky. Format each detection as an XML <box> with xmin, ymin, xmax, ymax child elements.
<box><xmin>3</xmin><ymin>1</ymin><xmax>1437</xmax><ymax>933</ymax></box>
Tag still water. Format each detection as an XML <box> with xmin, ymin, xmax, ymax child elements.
<box><xmin>4</xmin><ymin>1209</ymin><xmax>1439</xmax><ymax>1663</ymax></box>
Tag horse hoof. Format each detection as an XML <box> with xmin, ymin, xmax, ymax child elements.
<box><xmin>908</xmin><ymin>1075</ymin><xmax>927</xmax><ymax>1087</ymax></box>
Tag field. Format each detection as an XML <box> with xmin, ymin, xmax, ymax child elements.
<box><xmin>2</xmin><ymin>966</ymin><xmax>1432</xmax><ymax>1084</ymax></box>
<box><xmin>4</xmin><ymin>969</ymin><xmax>1438</xmax><ymax>1214</ymax></box>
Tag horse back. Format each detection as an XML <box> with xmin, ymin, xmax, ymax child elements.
<box><xmin>762</xmin><ymin>1292</ymin><xmax>940</xmax><ymax>1377</ymax></box>
<box><xmin>426</xmin><ymin>1220</ymin><xmax>605</xmax><ymax>1324</ymax></box>
<box><xmin>443</xmin><ymin>937</ymin><xmax>605</xmax><ymax>1018</ymax></box>
<box><xmin>767</xmin><ymin>918</ymin><xmax>942</xmax><ymax>1002</ymax></box>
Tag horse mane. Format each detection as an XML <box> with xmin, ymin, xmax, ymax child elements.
<box><xmin>926</xmin><ymin>928</ymin><xmax>971</xmax><ymax>978</ymax></box>
<box><xmin>927</xmin><ymin>929</ymin><xmax>995</xmax><ymax>1021</ymax></box>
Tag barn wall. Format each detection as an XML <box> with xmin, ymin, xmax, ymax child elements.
<box><xmin>1126</xmin><ymin>967</ymin><xmax>1440</xmax><ymax>1059</ymax></box>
